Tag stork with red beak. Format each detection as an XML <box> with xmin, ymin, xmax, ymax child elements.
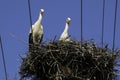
<box><xmin>59</xmin><ymin>17</ymin><xmax>71</xmax><ymax>41</ymax></box>
<box><xmin>29</xmin><ymin>9</ymin><xmax>44</xmax><ymax>45</ymax></box>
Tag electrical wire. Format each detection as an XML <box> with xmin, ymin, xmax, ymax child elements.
<box><xmin>81</xmin><ymin>0</ymin><xmax>83</xmax><ymax>44</ymax></box>
<box><xmin>0</xmin><ymin>35</ymin><xmax>8</xmax><ymax>80</ymax></box>
<box><xmin>28</xmin><ymin>0</ymin><xmax>33</xmax><ymax>32</ymax></box>
<box><xmin>101</xmin><ymin>0</ymin><xmax>105</xmax><ymax>48</ymax></box>
<box><xmin>112</xmin><ymin>0</ymin><xmax>118</xmax><ymax>52</ymax></box>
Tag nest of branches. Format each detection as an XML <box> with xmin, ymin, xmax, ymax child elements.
<box><xmin>19</xmin><ymin>40</ymin><xmax>120</xmax><ymax>80</ymax></box>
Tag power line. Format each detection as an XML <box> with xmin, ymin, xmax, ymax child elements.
<box><xmin>28</xmin><ymin>0</ymin><xmax>33</xmax><ymax>32</ymax></box>
<box><xmin>81</xmin><ymin>0</ymin><xmax>83</xmax><ymax>44</ymax></box>
<box><xmin>112</xmin><ymin>0</ymin><xmax>118</xmax><ymax>52</ymax></box>
<box><xmin>28</xmin><ymin>0</ymin><xmax>33</xmax><ymax>49</ymax></box>
<box><xmin>0</xmin><ymin>35</ymin><xmax>8</xmax><ymax>80</ymax></box>
<box><xmin>101</xmin><ymin>0</ymin><xmax>105</xmax><ymax>48</ymax></box>
<box><xmin>80</xmin><ymin>0</ymin><xmax>83</xmax><ymax>78</ymax></box>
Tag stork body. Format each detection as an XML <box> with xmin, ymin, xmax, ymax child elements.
<box><xmin>59</xmin><ymin>17</ymin><xmax>71</xmax><ymax>41</ymax></box>
<box><xmin>29</xmin><ymin>9</ymin><xmax>44</xmax><ymax>45</ymax></box>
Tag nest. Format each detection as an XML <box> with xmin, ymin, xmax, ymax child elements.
<box><xmin>19</xmin><ymin>40</ymin><xmax>120</xmax><ymax>80</ymax></box>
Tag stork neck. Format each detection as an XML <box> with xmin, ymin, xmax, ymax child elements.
<box><xmin>38</xmin><ymin>14</ymin><xmax>43</xmax><ymax>24</ymax></box>
<box><xmin>63</xmin><ymin>23</ymin><xmax>69</xmax><ymax>33</ymax></box>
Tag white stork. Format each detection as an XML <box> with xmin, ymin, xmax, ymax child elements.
<box><xmin>59</xmin><ymin>17</ymin><xmax>71</xmax><ymax>41</ymax></box>
<box><xmin>29</xmin><ymin>9</ymin><xmax>44</xmax><ymax>45</ymax></box>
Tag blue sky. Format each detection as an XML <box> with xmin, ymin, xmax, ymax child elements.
<box><xmin>0</xmin><ymin>0</ymin><xmax>120</xmax><ymax>79</ymax></box>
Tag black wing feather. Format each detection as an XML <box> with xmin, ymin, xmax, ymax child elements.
<box><xmin>29</xmin><ymin>32</ymin><xmax>33</xmax><ymax>44</ymax></box>
<box><xmin>39</xmin><ymin>34</ymin><xmax>43</xmax><ymax>43</ymax></box>
<box><xmin>29</xmin><ymin>32</ymin><xmax>33</xmax><ymax>51</ymax></box>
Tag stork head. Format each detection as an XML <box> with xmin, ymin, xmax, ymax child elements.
<box><xmin>40</xmin><ymin>9</ymin><xmax>44</xmax><ymax>16</ymax></box>
<box><xmin>66</xmin><ymin>17</ymin><xmax>71</xmax><ymax>25</ymax></box>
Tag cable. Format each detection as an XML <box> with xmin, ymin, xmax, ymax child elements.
<box><xmin>81</xmin><ymin>0</ymin><xmax>83</xmax><ymax>44</ymax></box>
<box><xmin>28</xmin><ymin>0</ymin><xmax>34</xmax><ymax>49</ymax></box>
<box><xmin>9</xmin><ymin>33</ymin><xmax>28</xmax><ymax>45</ymax></box>
<box><xmin>28</xmin><ymin>0</ymin><xmax>33</xmax><ymax>32</ymax></box>
<box><xmin>80</xmin><ymin>0</ymin><xmax>83</xmax><ymax>78</ymax></box>
<box><xmin>0</xmin><ymin>35</ymin><xmax>8</xmax><ymax>80</ymax></box>
<box><xmin>112</xmin><ymin>0</ymin><xmax>118</xmax><ymax>52</ymax></box>
<box><xmin>101</xmin><ymin>0</ymin><xmax>105</xmax><ymax>48</ymax></box>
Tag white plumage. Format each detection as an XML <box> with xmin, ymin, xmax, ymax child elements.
<box><xmin>29</xmin><ymin>9</ymin><xmax>44</xmax><ymax>45</ymax></box>
<box><xmin>59</xmin><ymin>17</ymin><xmax>71</xmax><ymax>41</ymax></box>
